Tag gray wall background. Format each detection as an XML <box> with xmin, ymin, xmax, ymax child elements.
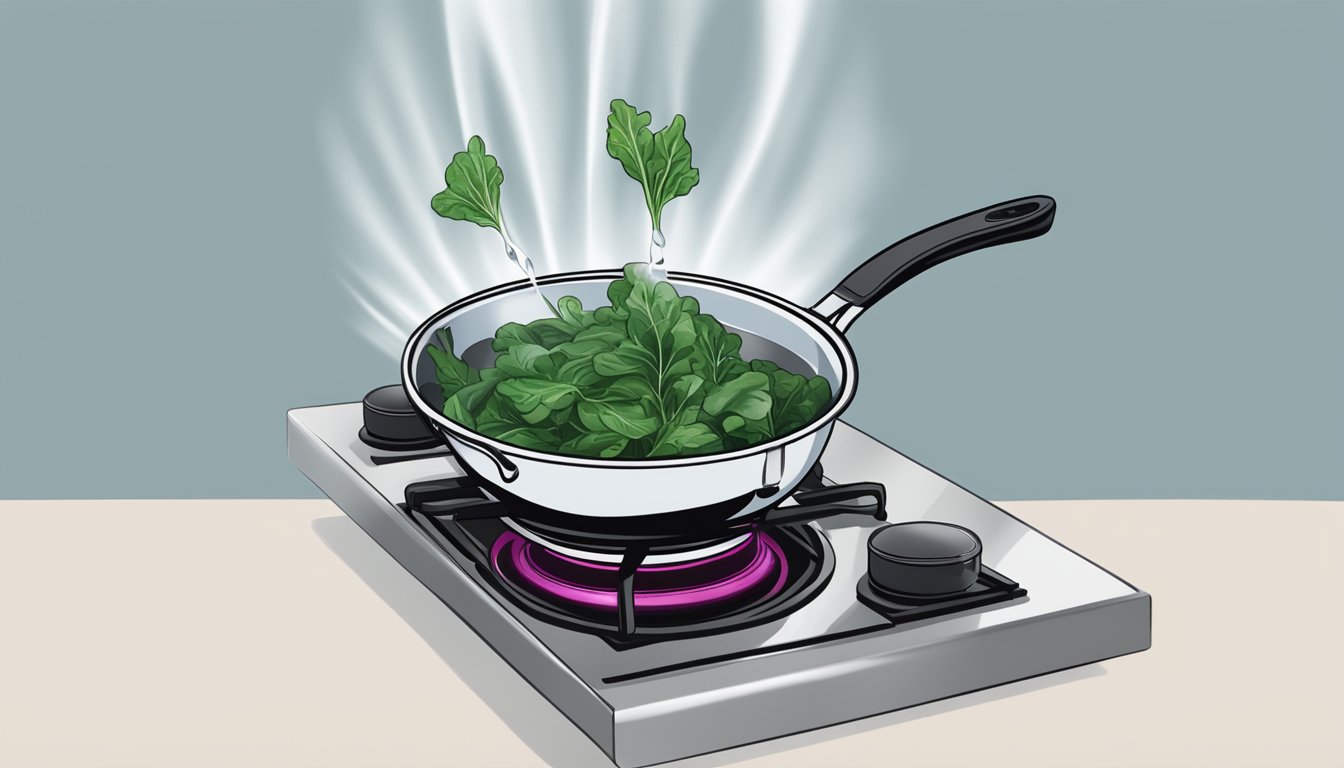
<box><xmin>2</xmin><ymin>0</ymin><xmax>1341</xmax><ymax>500</ymax></box>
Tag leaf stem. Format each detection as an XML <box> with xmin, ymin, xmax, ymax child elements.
<box><xmin>499</xmin><ymin>221</ymin><xmax>560</xmax><ymax>318</ymax></box>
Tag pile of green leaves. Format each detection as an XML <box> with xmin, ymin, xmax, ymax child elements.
<box><xmin>429</xmin><ymin>263</ymin><xmax>834</xmax><ymax>459</ymax></box>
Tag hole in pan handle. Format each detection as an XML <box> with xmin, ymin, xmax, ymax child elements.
<box><xmin>811</xmin><ymin>195</ymin><xmax>1056</xmax><ymax>333</ymax></box>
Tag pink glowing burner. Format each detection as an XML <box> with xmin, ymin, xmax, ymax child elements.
<box><xmin>490</xmin><ymin>530</ymin><xmax>789</xmax><ymax>613</ymax></box>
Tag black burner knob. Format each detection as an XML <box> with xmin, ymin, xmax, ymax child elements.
<box><xmin>867</xmin><ymin>521</ymin><xmax>982</xmax><ymax>597</ymax></box>
<box><xmin>359</xmin><ymin>385</ymin><xmax>441</xmax><ymax>451</ymax></box>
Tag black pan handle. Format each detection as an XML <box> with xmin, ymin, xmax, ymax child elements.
<box><xmin>811</xmin><ymin>195</ymin><xmax>1055</xmax><ymax>332</ymax></box>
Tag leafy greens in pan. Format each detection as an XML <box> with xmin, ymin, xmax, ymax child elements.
<box><xmin>429</xmin><ymin>100</ymin><xmax>832</xmax><ymax>459</ymax></box>
<box><xmin>428</xmin><ymin>263</ymin><xmax>834</xmax><ymax>459</ymax></box>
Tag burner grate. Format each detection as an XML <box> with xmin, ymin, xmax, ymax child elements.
<box><xmin>410</xmin><ymin>511</ymin><xmax>835</xmax><ymax>648</ymax></box>
<box><xmin>397</xmin><ymin>463</ymin><xmax>890</xmax><ymax>645</ymax></box>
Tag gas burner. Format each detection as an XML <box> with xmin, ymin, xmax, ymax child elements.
<box><xmin>400</xmin><ymin>462</ymin><xmax>882</xmax><ymax>644</ymax></box>
<box><xmin>424</xmin><ymin>515</ymin><xmax>833</xmax><ymax>646</ymax></box>
<box><xmin>493</xmin><ymin>529</ymin><xmax>787</xmax><ymax>613</ymax></box>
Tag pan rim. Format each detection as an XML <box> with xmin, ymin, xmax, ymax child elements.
<box><xmin>400</xmin><ymin>268</ymin><xmax>859</xmax><ymax>469</ymax></box>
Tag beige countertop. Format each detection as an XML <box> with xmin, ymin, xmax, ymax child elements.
<box><xmin>1</xmin><ymin>499</ymin><xmax>1340</xmax><ymax>767</ymax></box>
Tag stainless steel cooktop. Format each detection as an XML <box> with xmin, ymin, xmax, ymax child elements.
<box><xmin>288</xmin><ymin>401</ymin><xmax>1150</xmax><ymax>768</ymax></box>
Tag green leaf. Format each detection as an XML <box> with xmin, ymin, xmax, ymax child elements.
<box><xmin>442</xmin><ymin>395</ymin><xmax>476</xmax><ymax>430</ymax></box>
<box><xmin>592</xmin><ymin>342</ymin><xmax>651</xmax><ymax>377</ymax></box>
<box><xmin>689</xmin><ymin>314</ymin><xmax>745</xmax><ymax>386</ymax></box>
<box><xmin>507</xmin><ymin>430</ymin><xmax>561</xmax><ymax>450</ymax></box>
<box><xmin>703</xmin><ymin>371</ymin><xmax>773</xmax><ymax>421</ymax></box>
<box><xmin>493</xmin><ymin>315</ymin><xmax>583</xmax><ymax>353</ymax></box>
<box><xmin>519</xmin><ymin>404</ymin><xmax>554</xmax><ymax>425</ymax></box>
<box><xmin>647</xmin><ymin>374</ymin><xmax>711</xmax><ymax>456</ymax></box>
<box><xmin>495</xmin><ymin>343</ymin><xmax>555</xmax><ymax>378</ymax></box>
<box><xmin>573</xmin><ymin>323</ymin><xmax>628</xmax><ymax>351</ymax></box>
<box><xmin>559</xmin><ymin>432</ymin><xmax>630</xmax><ymax>459</ymax></box>
<box><xmin>496</xmin><ymin>378</ymin><xmax>579</xmax><ymax>413</ymax></box>
<box><xmin>553</xmin><ymin>356</ymin><xmax>607</xmax><ymax>389</ymax></box>
<box><xmin>547</xmin><ymin>403</ymin><xmax>575</xmax><ymax>428</ymax></box>
<box><xmin>555</xmin><ymin>295</ymin><xmax>592</xmax><ymax>330</ymax></box>
<box><xmin>648</xmin><ymin>114</ymin><xmax>699</xmax><ymax>230</ymax></box>
<box><xmin>605</xmin><ymin>99</ymin><xmax>656</xmax><ymax>210</ymax></box>
<box><xmin>431</xmin><ymin>135</ymin><xmax>504</xmax><ymax>231</ymax></box>
<box><xmin>475</xmin><ymin>405</ymin><xmax>561</xmax><ymax>448</ymax></box>
<box><xmin>481</xmin><ymin>425</ymin><xmax>559</xmax><ymax>451</ymax></box>
<box><xmin>664</xmin><ymin>374</ymin><xmax>704</xmax><ymax>412</ymax></box>
<box><xmin>605</xmin><ymin>376</ymin><xmax>661</xmax><ymax>408</ymax></box>
<box><xmin>491</xmin><ymin>322</ymin><xmax>538</xmax><ymax>352</ymax></box>
<box><xmin>552</xmin><ymin>338</ymin><xmax>614</xmax><ymax>362</ymax></box>
<box><xmin>575</xmin><ymin>400</ymin><xmax>606</xmax><ymax>433</ymax></box>
<box><xmin>625</xmin><ymin>270</ymin><xmax>695</xmax><ymax>353</ymax></box>
<box><xmin>716</xmin><ymin>407</ymin><xmax>773</xmax><ymax>450</ymax></box>
<box><xmin>426</xmin><ymin>328</ymin><xmax>478</xmax><ymax>401</ymax></box>
<box><xmin>648</xmin><ymin>423</ymin><xmax>721</xmax><ymax>457</ymax></box>
<box><xmin>577</xmin><ymin>400</ymin><xmax>659</xmax><ymax>440</ymax></box>
<box><xmin>606</xmin><ymin>100</ymin><xmax>699</xmax><ymax>232</ymax></box>
<box><xmin>523</xmin><ymin>317</ymin><xmax>584</xmax><ymax>349</ymax></box>
<box><xmin>750</xmin><ymin>359</ymin><xmax>834</xmax><ymax>435</ymax></box>
<box><xmin>442</xmin><ymin>377</ymin><xmax>503</xmax><ymax>427</ymax></box>
<box><xmin>621</xmin><ymin>263</ymin><xmax>697</xmax><ymax>389</ymax></box>
<box><xmin>603</xmin><ymin>266</ymin><xmax>638</xmax><ymax>319</ymax></box>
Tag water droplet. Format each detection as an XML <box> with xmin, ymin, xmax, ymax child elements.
<box><xmin>500</xmin><ymin>231</ymin><xmax>557</xmax><ymax>316</ymax></box>
<box><xmin>648</xmin><ymin>228</ymin><xmax>667</xmax><ymax>276</ymax></box>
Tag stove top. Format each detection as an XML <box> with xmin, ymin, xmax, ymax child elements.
<box><xmin>288</xmin><ymin>397</ymin><xmax>1150</xmax><ymax>768</ymax></box>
